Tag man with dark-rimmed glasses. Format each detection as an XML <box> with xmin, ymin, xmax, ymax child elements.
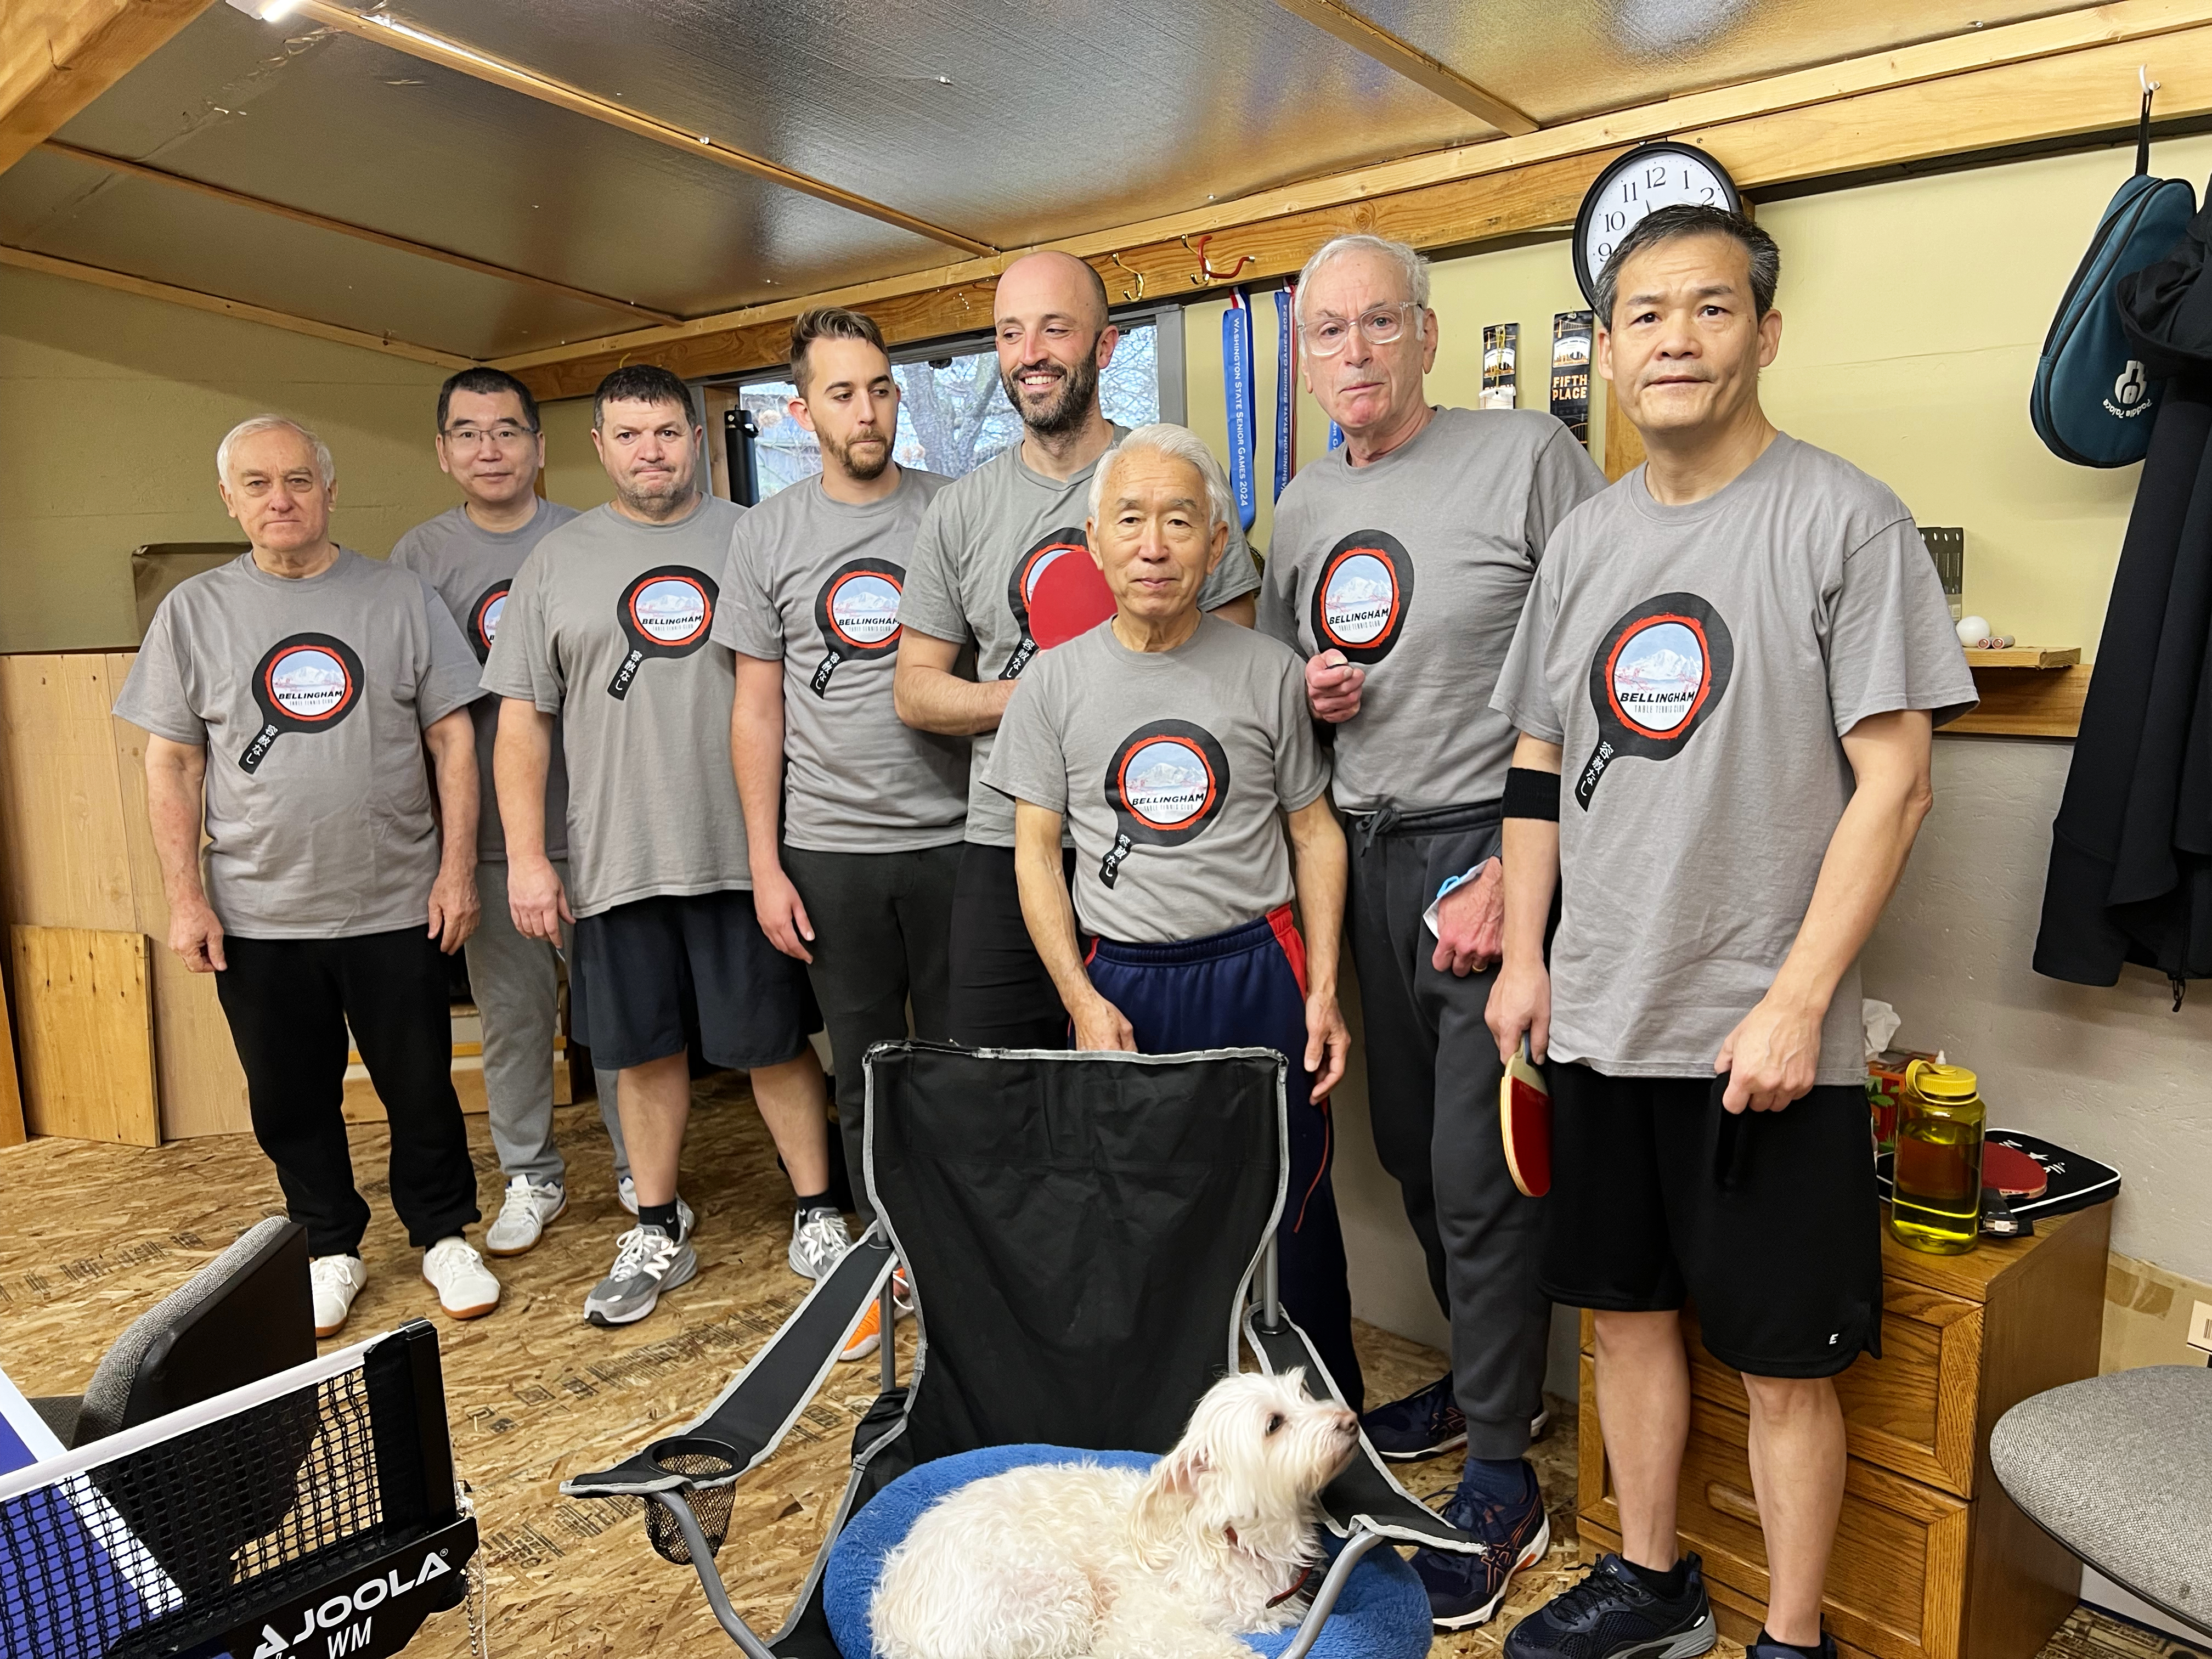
<box><xmin>1257</xmin><ymin>233</ymin><xmax>1606</xmax><ymax>1630</ymax></box>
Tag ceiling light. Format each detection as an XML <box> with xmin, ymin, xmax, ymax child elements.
<box><xmin>225</xmin><ymin>0</ymin><xmax>298</xmax><ymax>19</ymax></box>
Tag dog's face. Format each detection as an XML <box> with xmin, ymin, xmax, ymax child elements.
<box><xmin>1134</xmin><ymin>1370</ymin><xmax>1359</xmax><ymax>1561</ymax></box>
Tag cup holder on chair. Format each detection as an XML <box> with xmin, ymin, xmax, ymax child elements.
<box><xmin>642</xmin><ymin>1435</ymin><xmax>744</xmax><ymax>1564</ymax></box>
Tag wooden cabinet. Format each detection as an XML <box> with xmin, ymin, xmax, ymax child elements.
<box><xmin>1577</xmin><ymin>1203</ymin><xmax>2111</xmax><ymax>1659</ymax></box>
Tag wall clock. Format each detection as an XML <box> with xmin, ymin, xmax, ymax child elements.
<box><xmin>1573</xmin><ymin>141</ymin><xmax>1743</xmax><ymax>312</ymax></box>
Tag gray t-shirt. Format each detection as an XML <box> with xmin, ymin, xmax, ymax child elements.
<box><xmin>481</xmin><ymin>493</ymin><xmax>753</xmax><ymax>918</ymax></box>
<box><xmin>1490</xmin><ymin>434</ymin><xmax>1978</xmax><ymax>1085</ymax></box>
<box><xmin>712</xmin><ymin>469</ymin><xmax>969</xmax><ymax>854</ymax></box>
<box><xmin>114</xmin><ymin>548</ymin><xmax>481</xmax><ymax>940</ymax></box>
<box><xmin>985</xmin><ymin>616</ymin><xmax>1329</xmax><ymax>945</ymax></box>
<box><xmin>390</xmin><ymin>496</ymin><xmax>580</xmax><ymax>864</ymax></box>
<box><xmin>1258</xmin><ymin>407</ymin><xmax>1605</xmax><ymax>812</ymax></box>
<box><xmin>899</xmin><ymin>431</ymin><xmax>1263</xmax><ymax>848</ymax></box>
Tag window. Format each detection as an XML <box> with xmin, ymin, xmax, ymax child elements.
<box><xmin>727</xmin><ymin>313</ymin><xmax>1174</xmax><ymax>501</ymax></box>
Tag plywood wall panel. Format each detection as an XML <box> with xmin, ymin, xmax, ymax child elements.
<box><xmin>9</xmin><ymin>924</ymin><xmax>159</xmax><ymax>1147</ymax></box>
<box><xmin>0</xmin><ymin>654</ymin><xmax>138</xmax><ymax>932</ymax></box>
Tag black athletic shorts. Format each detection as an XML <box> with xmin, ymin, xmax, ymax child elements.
<box><xmin>947</xmin><ymin>842</ymin><xmax>1076</xmax><ymax>1049</ymax></box>
<box><xmin>1541</xmin><ymin>1062</ymin><xmax>1883</xmax><ymax>1379</ymax></box>
<box><xmin>570</xmin><ymin>889</ymin><xmax>816</xmax><ymax>1073</ymax></box>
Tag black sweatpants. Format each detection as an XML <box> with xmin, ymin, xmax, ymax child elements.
<box><xmin>783</xmin><ymin>843</ymin><xmax>962</xmax><ymax>1222</ymax></box>
<box><xmin>947</xmin><ymin>842</ymin><xmax>1077</xmax><ymax>1049</ymax></box>
<box><xmin>1346</xmin><ymin>800</ymin><xmax>1550</xmax><ymax>1459</ymax></box>
<box><xmin>215</xmin><ymin>928</ymin><xmax>479</xmax><ymax>1258</ymax></box>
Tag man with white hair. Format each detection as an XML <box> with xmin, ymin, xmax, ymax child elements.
<box><xmin>1258</xmin><ymin>233</ymin><xmax>1606</xmax><ymax>1626</ymax></box>
<box><xmin>117</xmin><ymin>414</ymin><xmax>501</xmax><ymax>1338</ymax></box>
<box><xmin>895</xmin><ymin>250</ymin><xmax>1260</xmax><ymax>1051</ymax></box>
<box><xmin>986</xmin><ymin>422</ymin><xmax>1361</xmax><ymax>1402</ymax></box>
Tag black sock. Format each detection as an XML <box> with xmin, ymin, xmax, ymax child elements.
<box><xmin>1622</xmin><ymin>1556</ymin><xmax>1688</xmax><ymax>1599</ymax></box>
<box><xmin>638</xmin><ymin>1200</ymin><xmax>683</xmax><ymax>1242</ymax></box>
<box><xmin>793</xmin><ymin>1190</ymin><xmax>833</xmax><ymax>1216</ymax></box>
<box><xmin>1756</xmin><ymin>1632</ymin><xmax>1827</xmax><ymax>1659</ymax></box>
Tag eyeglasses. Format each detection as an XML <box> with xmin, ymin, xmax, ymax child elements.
<box><xmin>1299</xmin><ymin>302</ymin><xmax>1424</xmax><ymax>358</ymax></box>
<box><xmin>440</xmin><ymin>424</ymin><xmax>537</xmax><ymax>449</ymax></box>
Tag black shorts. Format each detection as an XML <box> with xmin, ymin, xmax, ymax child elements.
<box><xmin>570</xmin><ymin>889</ymin><xmax>816</xmax><ymax>1073</ymax></box>
<box><xmin>947</xmin><ymin>842</ymin><xmax>1076</xmax><ymax>1049</ymax></box>
<box><xmin>1541</xmin><ymin>1063</ymin><xmax>1882</xmax><ymax>1379</ymax></box>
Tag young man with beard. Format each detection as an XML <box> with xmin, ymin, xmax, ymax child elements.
<box><xmin>1489</xmin><ymin>206</ymin><xmax>1973</xmax><ymax>1659</ymax></box>
<box><xmin>894</xmin><ymin>250</ymin><xmax>1261</xmax><ymax>1048</ymax></box>
<box><xmin>721</xmin><ymin>308</ymin><xmax>966</xmax><ymax>1360</ymax></box>
<box><xmin>484</xmin><ymin>365</ymin><xmax>838</xmax><ymax>1327</ymax></box>
<box><xmin>391</xmin><ymin>367</ymin><xmax>635</xmax><ymax>1258</ymax></box>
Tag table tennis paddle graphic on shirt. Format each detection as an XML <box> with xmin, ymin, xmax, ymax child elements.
<box><xmin>238</xmin><ymin>633</ymin><xmax>366</xmax><ymax>774</ymax></box>
<box><xmin>1098</xmin><ymin>719</ymin><xmax>1232</xmax><ymax>889</ymax></box>
<box><xmin>811</xmin><ymin>558</ymin><xmax>905</xmax><ymax>697</ymax></box>
<box><xmin>1309</xmin><ymin>528</ymin><xmax>1416</xmax><ymax>665</ymax></box>
<box><xmin>1500</xmin><ymin>1038</ymin><xmax>1551</xmax><ymax>1198</ymax></box>
<box><xmin>1575</xmin><ymin>591</ymin><xmax>1735</xmax><ymax>809</ymax></box>
<box><xmin>608</xmin><ymin>565</ymin><xmax>718</xmax><ymax>699</ymax></box>
<box><xmin>1001</xmin><ymin>529</ymin><xmax>1113</xmax><ymax>680</ymax></box>
<box><xmin>465</xmin><ymin>579</ymin><xmax>510</xmax><ymax>664</ymax></box>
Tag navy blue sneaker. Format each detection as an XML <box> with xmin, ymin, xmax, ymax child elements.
<box><xmin>1363</xmin><ymin>1374</ymin><xmax>1466</xmax><ymax>1459</ymax></box>
<box><xmin>1409</xmin><ymin>1463</ymin><xmax>1551</xmax><ymax>1628</ymax></box>
<box><xmin>1504</xmin><ymin>1551</ymin><xmax>1718</xmax><ymax>1659</ymax></box>
<box><xmin>1749</xmin><ymin>1630</ymin><xmax>1837</xmax><ymax>1659</ymax></box>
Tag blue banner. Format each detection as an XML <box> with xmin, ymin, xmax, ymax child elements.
<box><xmin>1328</xmin><ymin>422</ymin><xmax>1345</xmax><ymax>451</ymax></box>
<box><xmin>1222</xmin><ymin>290</ymin><xmax>1257</xmax><ymax>532</ymax></box>
<box><xmin>1273</xmin><ymin>287</ymin><xmax>1295</xmax><ymax>501</ymax></box>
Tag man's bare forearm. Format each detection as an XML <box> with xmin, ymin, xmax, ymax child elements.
<box><xmin>1013</xmin><ymin>805</ymin><xmax>1095</xmax><ymax>1014</ymax></box>
<box><xmin>893</xmin><ymin>631</ymin><xmax>1013</xmax><ymax>736</ymax></box>
<box><xmin>425</xmin><ymin>710</ymin><xmax>478</xmax><ymax>879</ymax></box>
<box><xmin>731</xmin><ymin>661</ymin><xmax>788</xmax><ymax>882</ymax></box>
<box><xmin>1285</xmin><ymin>798</ymin><xmax>1345</xmax><ymax>996</ymax></box>
<box><xmin>494</xmin><ymin>698</ymin><xmax>554</xmax><ymax>864</ymax></box>
<box><xmin>144</xmin><ymin>742</ymin><xmax>210</xmax><ymax>910</ymax></box>
<box><xmin>1500</xmin><ymin>735</ymin><xmax>1562</xmax><ymax>964</ymax></box>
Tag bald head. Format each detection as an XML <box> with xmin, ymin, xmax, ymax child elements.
<box><xmin>996</xmin><ymin>250</ymin><xmax>1110</xmax><ymax>332</ymax></box>
<box><xmin>994</xmin><ymin>250</ymin><xmax>1119</xmax><ymax>441</ymax></box>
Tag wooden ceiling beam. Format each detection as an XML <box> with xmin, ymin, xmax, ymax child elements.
<box><xmin>1</xmin><ymin>0</ymin><xmax>216</xmax><ymax>174</ymax></box>
<box><xmin>0</xmin><ymin>241</ymin><xmax>476</xmax><ymax>368</ymax></box>
<box><xmin>496</xmin><ymin>0</ymin><xmax>2212</xmax><ymax>397</ymax></box>
<box><xmin>41</xmin><ymin>138</ymin><xmax>684</xmax><ymax>324</ymax></box>
<box><xmin>275</xmin><ymin>0</ymin><xmax>998</xmax><ymax>260</ymax></box>
<box><xmin>1268</xmin><ymin>0</ymin><xmax>1538</xmax><ymax>136</ymax></box>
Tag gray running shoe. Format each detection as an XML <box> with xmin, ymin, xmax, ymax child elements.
<box><xmin>788</xmin><ymin>1206</ymin><xmax>853</xmax><ymax>1280</ymax></box>
<box><xmin>584</xmin><ymin>1223</ymin><xmax>697</xmax><ymax>1327</ymax></box>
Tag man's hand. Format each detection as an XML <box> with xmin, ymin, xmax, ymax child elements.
<box><xmin>753</xmin><ymin>867</ymin><xmax>815</xmax><ymax>963</ymax></box>
<box><xmin>1304</xmin><ymin>989</ymin><xmax>1350</xmax><ymax>1101</ymax></box>
<box><xmin>1304</xmin><ymin>649</ymin><xmax>1365</xmax><ymax>723</ymax></box>
<box><xmin>508</xmin><ymin>854</ymin><xmax>573</xmax><ymax>945</ymax></box>
<box><xmin>1486</xmin><ymin>956</ymin><xmax>1551</xmax><ymax>1064</ymax></box>
<box><xmin>1069</xmin><ymin>992</ymin><xmax>1137</xmax><ymax>1053</ymax></box>
<box><xmin>427</xmin><ymin>866</ymin><xmax>481</xmax><ymax>955</ymax></box>
<box><xmin>168</xmin><ymin>896</ymin><xmax>228</xmax><ymax>974</ymax></box>
<box><xmin>1431</xmin><ymin>857</ymin><xmax>1503</xmax><ymax>976</ymax></box>
<box><xmin>1716</xmin><ymin>992</ymin><xmax>1825</xmax><ymax>1114</ymax></box>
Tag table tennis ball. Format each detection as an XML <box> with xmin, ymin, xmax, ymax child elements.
<box><xmin>1957</xmin><ymin>616</ymin><xmax>1991</xmax><ymax>648</ymax></box>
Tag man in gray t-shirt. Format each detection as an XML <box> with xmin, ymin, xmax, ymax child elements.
<box><xmin>392</xmin><ymin>366</ymin><xmax>630</xmax><ymax>1261</ymax></box>
<box><xmin>983</xmin><ymin>424</ymin><xmax>1361</xmax><ymax>1404</ymax></box>
<box><xmin>482</xmin><ymin>366</ymin><xmax>834</xmax><ymax>1330</ymax></box>
<box><xmin>1488</xmin><ymin>210</ymin><xmax>1974</xmax><ymax>1659</ymax></box>
<box><xmin>894</xmin><ymin>250</ymin><xmax>1260</xmax><ymax>1050</ymax></box>
<box><xmin>720</xmin><ymin>309</ymin><xmax>965</xmax><ymax>1312</ymax></box>
<box><xmin>115</xmin><ymin>414</ymin><xmax>500</xmax><ymax>1340</ymax></box>
<box><xmin>1259</xmin><ymin>235</ymin><xmax>1605</xmax><ymax>1594</ymax></box>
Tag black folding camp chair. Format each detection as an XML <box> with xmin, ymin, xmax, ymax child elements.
<box><xmin>563</xmin><ymin>1040</ymin><xmax>1499</xmax><ymax>1658</ymax></box>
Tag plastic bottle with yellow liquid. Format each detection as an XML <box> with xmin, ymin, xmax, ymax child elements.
<box><xmin>1889</xmin><ymin>1060</ymin><xmax>1985</xmax><ymax>1254</ymax></box>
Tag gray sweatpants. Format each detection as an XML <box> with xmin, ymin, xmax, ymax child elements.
<box><xmin>469</xmin><ymin>859</ymin><xmax>628</xmax><ymax>1188</ymax></box>
<box><xmin>1346</xmin><ymin>800</ymin><xmax>1550</xmax><ymax>1461</ymax></box>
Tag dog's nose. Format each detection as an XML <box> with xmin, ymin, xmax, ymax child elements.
<box><xmin>1331</xmin><ymin>1409</ymin><xmax>1358</xmax><ymax>1435</ymax></box>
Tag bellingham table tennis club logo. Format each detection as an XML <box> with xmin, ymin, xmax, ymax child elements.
<box><xmin>811</xmin><ymin>558</ymin><xmax>905</xmax><ymax>697</ymax></box>
<box><xmin>1001</xmin><ymin>527</ymin><xmax>1114</xmax><ymax>679</ymax></box>
<box><xmin>608</xmin><ymin>565</ymin><xmax>717</xmax><ymax>699</ymax></box>
<box><xmin>239</xmin><ymin>633</ymin><xmax>365</xmax><ymax>774</ymax></box>
<box><xmin>466</xmin><ymin>579</ymin><xmax>509</xmax><ymax>664</ymax></box>
<box><xmin>1098</xmin><ymin>719</ymin><xmax>1232</xmax><ymax>889</ymax></box>
<box><xmin>1575</xmin><ymin>591</ymin><xmax>1734</xmax><ymax>809</ymax></box>
<box><xmin>1310</xmin><ymin>529</ymin><xmax>1415</xmax><ymax>665</ymax></box>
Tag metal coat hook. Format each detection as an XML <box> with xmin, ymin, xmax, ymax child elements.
<box><xmin>1184</xmin><ymin>233</ymin><xmax>1257</xmax><ymax>287</ymax></box>
<box><xmin>1109</xmin><ymin>252</ymin><xmax>1146</xmax><ymax>301</ymax></box>
<box><xmin>2142</xmin><ymin>64</ymin><xmax>2160</xmax><ymax>97</ymax></box>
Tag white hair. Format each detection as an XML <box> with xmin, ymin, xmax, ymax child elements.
<box><xmin>1293</xmin><ymin>233</ymin><xmax>1431</xmax><ymax>325</ymax></box>
<box><xmin>216</xmin><ymin>415</ymin><xmax>335</xmax><ymax>487</ymax></box>
<box><xmin>1087</xmin><ymin>422</ymin><xmax>1239</xmax><ymax>536</ymax></box>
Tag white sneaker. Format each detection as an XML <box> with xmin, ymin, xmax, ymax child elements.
<box><xmin>422</xmin><ymin>1235</ymin><xmax>501</xmax><ymax>1321</ymax></box>
<box><xmin>616</xmin><ymin>1176</ymin><xmax>693</xmax><ymax>1234</ymax></box>
<box><xmin>310</xmin><ymin>1254</ymin><xmax>368</xmax><ymax>1338</ymax></box>
<box><xmin>484</xmin><ymin>1176</ymin><xmax>567</xmax><ymax>1256</ymax></box>
<box><xmin>789</xmin><ymin>1206</ymin><xmax>853</xmax><ymax>1280</ymax></box>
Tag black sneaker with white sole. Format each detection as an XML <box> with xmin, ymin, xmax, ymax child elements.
<box><xmin>1361</xmin><ymin>1373</ymin><xmax>1556</xmax><ymax>1461</ymax></box>
<box><xmin>1503</xmin><ymin>1551</ymin><xmax>1719</xmax><ymax>1659</ymax></box>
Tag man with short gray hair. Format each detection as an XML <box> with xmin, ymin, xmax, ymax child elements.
<box><xmin>1259</xmin><ymin>232</ymin><xmax>1606</xmax><ymax>1627</ymax></box>
<box><xmin>118</xmin><ymin>414</ymin><xmax>501</xmax><ymax>1340</ymax></box>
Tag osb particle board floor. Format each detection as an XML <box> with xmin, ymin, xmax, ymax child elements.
<box><xmin>1</xmin><ymin>1077</ymin><xmax>2200</xmax><ymax>1659</ymax></box>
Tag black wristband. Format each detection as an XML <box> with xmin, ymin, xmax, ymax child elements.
<box><xmin>1502</xmin><ymin>766</ymin><xmax>1561</xmax><ymax>821</ymax></box>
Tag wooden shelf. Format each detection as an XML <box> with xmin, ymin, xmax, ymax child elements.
<box><xmin>1946</xmin><ymin>663</ymin><xmax>2089</xmax><ymax>740</ymax></box>
<box><xmin>1961</xmin><ymin>645</ymin><xmax>2078</xmax><ymax>670</ymax></box>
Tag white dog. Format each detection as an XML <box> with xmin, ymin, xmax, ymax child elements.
<box><xmin>869</xmin><ymin>1369</ymin><xmax>1360</xmax><ymax>1659</ymax></box>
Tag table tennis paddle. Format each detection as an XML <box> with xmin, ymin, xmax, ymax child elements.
<box><xmin>1500</xmin><ymin>1038</ymin><xmax>1551</xmax><ymax>1198</ymax></box>
<box><xmin>1982</xmin><ymin>1141</ymin><xmax>2049</xmax><ymax>1199</ymax></box>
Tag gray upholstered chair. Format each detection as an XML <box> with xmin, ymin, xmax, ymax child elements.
<box><xmin>1990</xmin><ymin>1364</ymin><xmax>2212</xmax><ymax>1638</ymax></box>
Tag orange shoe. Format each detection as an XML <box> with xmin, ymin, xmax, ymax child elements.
<box><xmin>838</xmin><ymin>1267</ymin><xmax>912</xmax><ymax>1362</ymax></box>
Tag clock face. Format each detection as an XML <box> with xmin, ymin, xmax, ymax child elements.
<box><xmin>1575</xmin><ymin>143</ymin><xmax>1743</xmax><ymax>309</ymax></box>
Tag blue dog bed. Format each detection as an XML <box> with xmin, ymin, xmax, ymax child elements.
<box><xmin>822</xmin><ymin>1443</ymin><xmax>1430</xmax><ymax>1659</ymax></box>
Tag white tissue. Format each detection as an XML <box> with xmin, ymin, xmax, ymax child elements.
<box><xmin>1863</xmin><ymin>998</ymin><xmax>1901</xmax><ymax>1062</ymax></box>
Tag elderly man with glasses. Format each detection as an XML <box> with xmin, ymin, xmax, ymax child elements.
<box><xmin>1257</xmin><ymin>233</ymin><xmax>1607</xmax><ymax>1629</ymax></box>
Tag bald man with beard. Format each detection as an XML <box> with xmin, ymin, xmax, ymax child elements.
<box><xmin>895</xmin><ymin>250</ymin><xmax>1262</xmax><ymax>1048</ymax></box>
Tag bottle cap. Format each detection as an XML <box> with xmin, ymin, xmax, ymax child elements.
<box><xmin>1907</xmin><ymin>1059</ymin><xmax>1979</xmax><ymax>1102</ymax></box>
